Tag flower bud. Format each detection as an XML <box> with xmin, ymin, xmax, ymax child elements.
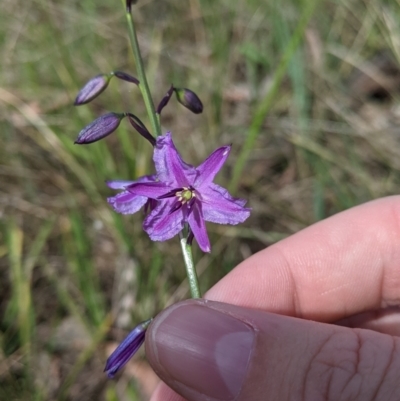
<box><xmin>104</xmin><ymin>318</ymin><xmax>152</xmax><ymax>378</ymax></box>
<box><xmin>75</xmin><ymin>113</ymin><xmax>125</xmax><ymax>144</ymax></box>
<box><xmin>156</xmin><ymin>85</ymin><xmax>174</xmax><ymax>114</ymax></box>
<box><xmin>113</xmin><ymin>71</ymin><xmax>139</xmax><ymax>85</ymax></box>
<box><xmin>174</xmin><ymin>88</ymin><xmax>203</xmax><ymax>114</ymax></box>
<box><xmin>126</xmin><ymin>0</ymin><xmax>137</xmax><ymax>12</ymax></box>
<box><xmin>74</xmin><ymin>74</ymin><xmax>111</xmax><ymax>105</ymax></box>
<box><xmin>127</xmin><ymin>113</ymin><xmax>156</xmax><ymax>146</ymax></box>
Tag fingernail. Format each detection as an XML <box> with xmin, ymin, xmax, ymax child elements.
<box><xmin>146</xmin><ymin>301</ymin><xmax>255</xmax><ymax>400</ymax></box>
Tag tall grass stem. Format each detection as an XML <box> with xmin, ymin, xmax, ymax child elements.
<box><xmin>229</xmin><ymin>0</ymin><xmax>320</xmax><ymax>192</ymax></box>
<box><xmin>123</xmin><ymin>6</ymin><xmax>161</xmax><ymax>137</ymax></box>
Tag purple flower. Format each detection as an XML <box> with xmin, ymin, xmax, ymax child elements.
<box><xmin>104</xmin><ymin>318</ymin><xmax>152</xmax><ymax>378</ymax></box>
<box><xmin>107</xmin><ymin>175</ymin><xmax>157</xmax><ymax>214</ymax></box>
<box><xmin>126</xmin><ymin>132</ymin><xmax>250</xmax><ymax>252</ymax></box>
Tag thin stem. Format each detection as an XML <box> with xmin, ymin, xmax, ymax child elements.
<box><xmin>179</xmin><ymin>232</ymin><xmax>201</xmax><ymax>298</ymax></box>
<box><xmin>123</xmin><ymin>5</ymin><xmax>162</xmax><ymax>137</ymax></box>
<box><xmin>229</xmin><ymin>0</ymin><xmax>319</xmax><ymax>192</ymax></box>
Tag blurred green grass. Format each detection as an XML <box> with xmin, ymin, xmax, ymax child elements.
<box><xmin>2</xmin><ymin>0</ymin><xmax>400</xmax><ymax>399</ymax></box>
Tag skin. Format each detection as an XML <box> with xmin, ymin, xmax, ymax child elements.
<box><xmin>146</xmin><ymin>196</ymin><xmax>400</xmax><ymax>400</ymax></box>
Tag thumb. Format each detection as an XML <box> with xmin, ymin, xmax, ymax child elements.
<box><xmin>145</xmin><ymin>299</ymin><xmax>400</xmax><ymax>401</ymax></box>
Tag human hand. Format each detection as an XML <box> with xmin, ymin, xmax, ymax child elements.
<box><xmin>145</xmin><ymin>197</ymin><xmax>400</xmax><ymax>400</ymax></box>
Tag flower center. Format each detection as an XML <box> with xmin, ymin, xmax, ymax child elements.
<box><xmin>176</xmin><ymin>187</ymin><xmax>195</xmax><ymax>204</ymax></box>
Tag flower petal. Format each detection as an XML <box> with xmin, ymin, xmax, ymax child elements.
<box><xmin>107</xmin><ymin>191</ymin><xmax>148</xmax><ymax>214</ymax></box>
<box><xmin>106</xmin><ymin>180</ymin><xmax>136</xmax><ymax>189</ymax></box>
<box><xmin>128</xmin><ymin>181</ymin><xmax>171</xmax><ymax>199</ymax></box>
<box><xmin>154</xmin><ymin>132</ymin><xmax>195</xmax><ymax>186</ymax></box>
<box><xmin>188</xmin><ymin>203</ymin><xmax>210</xmax><ymax>252</ymax></box>
<box><xmin>208</xmin><ymin>183</ymin><xmax>248</xmax><ymax>207</ymax></box>
<box><xmin>143</xmin><ymin>201</ymin><xmax>185</xmax><ymax>241</ymax></box>
<box><xmin>106</xmin><ymin>175</ymin><xmax>157</xmax><ymax>190</ymax></box>
<box><xmin>201</xmin><ymin>186</ymin><xmax>251</xmax><ymax>225</ymax></box>
<box><xmin>194</xmin><ymin>145</ymin><xmax>231</xmax><ymax>187</ymax></box>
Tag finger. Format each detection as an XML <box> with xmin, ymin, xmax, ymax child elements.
<box><xmin>206</xmin><ymin>196</ymin><xmax>400</xmax><ymax>321</ymax></box>
<box><xmin>151</xmin><ymin>382</ymin><xmax>186</xmax><ymax>401</ymax></box>
<box><xmin>150</xmin><ymin>310</ymin><xmax>400</xmax><ymax>401</ymax></box>
<box><xmin>146</xmin><ymin>299</ymin><xmax>400</xmax><ymax>401</ymax></box>
<box><xmin>336</xmin><ymin>306</ymin><xmax>400</xmax><ymax>336</ymax></box>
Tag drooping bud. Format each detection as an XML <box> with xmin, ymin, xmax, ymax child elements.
<box><xmin>126</xmin><ymin>0</ymin><xmax>137</xmax><ymax>12</ymax></box>
<box><xmin>174</xmin><ymin>88</ymin><xmax>203</xmax><ymax>114</ymax></box>
<box><xmin>75</xmin><ymin>113</ymin><xmax>125</xmax><ymax>144</ymax></box>
<box><xmin>113</xmin><ymin>71</ymin><xmax>139</xmax><ymax>85</ymax></box>
<box><xmin>127</xmin><ymin>113</ymin><xmax>156</xmax><ymax>146</ymax></box>
<box><xmin>156</xmin><ymin>85</ymin><xmax>174</xmax><ymax>114</ymax></box>
<box><xmin>74</xmin><ymin>74</ymin><xmax>112</xmax><ymax>105</ymax></box>
<box><xmin>104</xmin><ymin>318</ymin><xmax>152</xmax><ymax>378</ymax></box>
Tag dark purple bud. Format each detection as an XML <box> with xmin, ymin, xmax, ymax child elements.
<box><xmin>74</xmin><ymin>74</ymin><xmax>112</xmax><ymax>105</ymax></box>
<box><xmin>127</xmin><ymin>113</ymin><xmax>156</xmax><ymax>146</ymax></box>
<box><xmin>113</xmin><ymin>71</ymin><xmax>139</xmax><ymax>85</ymax></box>
<box><xmin>75</xmin><ymin>113</ymin><xmax>125</xmax><ymax>144</ymax></box>
<box><xmin>156</xmin><ymin>85</ymin><xmax>174</xmax><ymax>114</ymax></box>
<box><xmin>174</xmin><ymin>88</ymin><xmax>203</xmax><ymax>114</ymax></box>
<box><xmin>126</xmin><ymin>0</ymin><xmax>137</xmax><ymax>12</ymax></box>
<box><xmin>104</xmin><ymin>318</ymin><xmax>152</xmax><ymax>378</ymax></box>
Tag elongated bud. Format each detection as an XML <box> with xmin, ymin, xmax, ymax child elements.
<box><xmin>113</xmin><ymin>71</ymin><xmax>139</xmax><ymax>85</ymax></box>
<box><xmin>104</xmin><ymin>318</ymin><xmax>152</xmax><ymax>378</ymax></box>
<box><xmin>127</xmin><ymin>113</ymin><xmax>156</xmax><ymax>146</ymax></box>
<box><xmin>75</xmin><ymin>113</ymin><xmax>125</xmax><ymax>144</ymax></box>
<box><xmin>74</xmin><ymin>74</ymin><xmax>112</xmax><ymax>105</ymax></box>
<box><xmin>174</xmin><ymin>88</ymin><xmax>203</xmax><ymax>114</ymax></box>
<box><xmin>156</xmin><ymin>85</ymin><xmax>174</xmax><ymax>114</ymax></box>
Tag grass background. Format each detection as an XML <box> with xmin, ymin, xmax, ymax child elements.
<box><xmin>1</xmin><ymin>0</ymin><xmax>400</xmax><ymax>399</ymax></box>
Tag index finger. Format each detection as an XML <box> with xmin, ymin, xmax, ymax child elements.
<box><xmin>206</xmin><ymin>196</ymin><xmax>400</xmax><ymax>321</ymax></box>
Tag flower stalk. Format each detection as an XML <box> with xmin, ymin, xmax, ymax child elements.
<box><xmin>179</xmin><ymin>232</ymin><xmax>201</xmax><ymax>298</ymax></box>
<box><xmin>122</xmin><ymin>1</ymin><xmax>161</xmax><ymax>137</ymax></box>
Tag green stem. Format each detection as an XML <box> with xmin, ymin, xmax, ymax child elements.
<box><xmin>179</xmin><ymin>233</ymin><xmax>201</xmax><ymax>298</ymax></box>
<box><xmin>228</xmin><ymin>0</ymin><xmax>319</xmax><ymax>192</ymax></box>
<box><xmin>123</xmin><ymin>5</ymin><xmax>162</xmax><ymax>137</ymax></box>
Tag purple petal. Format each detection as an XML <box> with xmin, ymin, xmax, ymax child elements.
<box><xmin>75</xmin><ymin>113</ymin><xmax>124</xmax><ymax>144</ymax></box>
<box><xmin>106</xmin><ymin>180</ymin><xmax>136</xmax><ymax>189</ymax></box>
<box><xmin>143</xmin><ymin>201</ymin><xmax>185</xmax><ymax>241</ymax></box>
<box><xmin>128</xmin><ymin>181</ymin><xmax>171</xmax><ymax>199</ymax></box>
<box><xmin>74</xmin><ymin>74</ymin><xmax>110</xmax><ymax>105</ymax></box>
<box><xmin>107</xmin><ymin>191</ymin><xmax>148</xmax><ymax>214</ymax></box>
<box><xmin>188</xmin><ymin>203</ymin><xmax>210</xmax><ymax>252</ymax></box>
<box><xmin>208</xmin><ymin>183</ymin><xmax>247</xmax><ymax>207</ymax></box>
<box><xmin>154</xmin><ymin>132</ymin><xmax>195</xmax><ymax>186</ymax></box>
<box><xmin>106</xmin><ymin>175</ymin><xmax>156</xmax><ymax>190</ymax></box>
<box><xmin>200</xmin><ymin>186</ymin><xmax>251</xmax><ymax>225</ymax></box>
<box><xmin>104</xmin><ymin>319</ymin><xmax>151</xmax><ymax>378</ymax></box>
<box><xmin>194</xmin><ymin>145</ymin><xmax>231</xmax><ymax>187</ymax></box>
